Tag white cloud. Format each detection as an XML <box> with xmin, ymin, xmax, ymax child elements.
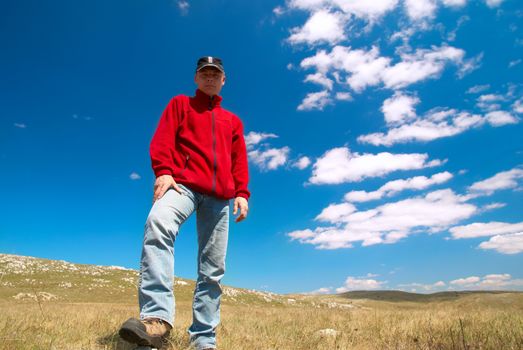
<box><xmin>484</xmin><ymin>111</ymin><xmax>519</xmax><ymax>126</ymax></box>
<box><xmin>477</xmin><ymin>94</ymin><xmax>505</xmax><ymax>103</ymax></box>
<box><xmin>344</xmin><ymin>171</ymin><xmax>453</xmax><ymax>202</ymax></box>
<box><xmin>397</xmin><ymin>280</ymin><xmax>446</xmax><ymax>292</ymax></box>
<box><xmin>476</xmin><ymin>93</ymin><xmax>506</xmax><ymax>111</ymax></box>
<box><xmin>508</xmin><ymin>59</ymin><xmax>522</xmax><ymax>68</ymax></box>
<box><xmin>364</xmin><ymin>273</ymin><xmax>379</xmax><ymax>278</ymax></box>
<box><xmin>244</xmin><ymin>131</ymin><xmax>278</xmax><ymax>149</ymax></box>
<box><xmin>450</xmin><ymin>221</ymin><xmax>523</xmax><ymax>239</ymax></box>
<box><xmin>358</xmin><ymin>109</ymin><xmax>476</xmax><ymax>146</ymax></box>
<box><xmin>484</xmin><ymin>0</ymin><xmax>505</xmax><ymax>9</ymax></box>
<box><xmin>288</xmin><ymin>189</ymin><xmax>477</xmax><ymax>249</ymax></box>
<box><xmin>304</xmin><ymin>72</ymin><xmax>334</xmax><ymax>90</ymax></box>
<box><xmin>483</xmin><ymin>202</ymin><xmax>506</xmax><ymax>211</ymax></box>
<box><xmin>288</xmin><ymin>10</ymin><xmax>347</xmax><ymax>45</ymax></box>
<box><xmin>14</xmin><ymin>123</ymin><xmax>27</xmax><ymax>128</ymax></box>
<box><xmin>381</xmin><ymin>91</ymin><xmax>420</xmax><ymax>126</ymax></box>
<box><xmin>400</xmin><ymin>274</ymin><xmax>523</xmax><ymax>292</ymax></box>
<box><xmin>297</xmin><ymin>90</ymin><xmax>332</xmax><ymax>111</ymax></box>
<box><xmin>288</xmin><ymin>0</ymin><xmax>398</xmax><ymax>21</ymax></box>
<box><xmin>282</xmin><ymin>0</ymin><xmax>506</xmax><ymax>111</ymax></box>
<box><xmin>299</xmin><ymin>44</ymin><xmax>467</xmax><ymax>95</ymax></box>
<box><xmin>441</xmin><ymin>0</ymin><xmax>467</xmax><ymax>8</ymax></box>
<box><xmin>381</xmin><ymin>45</ymin><xmax>467</xmax><ymax>89</ymax></box>
<box><xmin>457</xmin><ymin>52</ymin><xmax>483</xmax><ymax>78</ymax></box>
<box><xmin>336</xmin><ymin>276</ymin><xmax>386</xmax><ymax>292</ymax></box>
<box><xmin>402</xmin><ymin>274</ymin><xmax>523</xmax><ymax>292</ymax></box>
<box><xmin>248</xmin><ymin>147</ymin><xmax>290</xmax><ymax>171</ymax></box>
<box><xmin>513</xmin><ymin>98</ymin><xmax>523</xmax><ymax>114</ymax></box>
<box><xmin>331</xmin><ymin>0</ymin><xmax>398</xmax><ymax>21</ymax></box>
<box><xmin>358</xmin><ymin>105</ymin><xmax>519</xmax><ymax>147</ymax></box>
<box><xmin>177</xmin><ymin>0</ymin><xmax>189</xmax><ymax>15</ymax></box>
<box><xmin>287</xmin><ymin>0</ymin><xmax>328</xmax><ymax>11</ymax></box>
<box><xmin>479</xmin><ymin>233</ymin><xmax>523</xmax><ymax>254</ymax></box>
<box><xmin>309</xmin><ymin>147</ymin><xmax>443</xmax><ymax>185</ymax></box>
<box><xmin>450</xmin><ymin>274</ymin><xmax>523</xmax><ymax>289</ymax></box>
<box><xmin>466</xmin><ymin>84</ymin><xmax>490</xmax><ymax>94</ymax></box>
<box><xmin>468</xmin><ymin>167</ymin><xmax>523</xmax><ymax>194</ymax></box>
<box><xmin>450</xmin><ymin>276</ymin><xmax>480</xmax><ymax>285</ymax></box>
<box><xmin>306</xmin><ymin>287</ymin><xmax>334</xmax><ymax>295</ymax></box>
<box><xmin>335</xmin><ymin>92</ymin><xmax>353</xmax><ymax>101</ymax></box>
<box><xmin>129</xmin><ymin>172</ymin><xmax>141</xmax><ymax>180</ymax></box>
<box><xmin>404</xmin><ymin>0</ymin><xmax>437</xmax><ymax>21</ymax></box>
<box><xmin>315</xmin><ymin>202</ymin><xmax>357</xmax><ymax>222</ymax></box>
<box><xmin>273</xmin><ymin>5</ymin><xmax>285</xmax><ymax>16</ymax></box>
<box><xmin>293</xmin><ymin>156</ymin><xmax>312</xmax><ymax>169</ymax></box>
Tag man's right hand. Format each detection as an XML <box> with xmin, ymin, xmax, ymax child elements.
<box><xmin>153</xmin><ymin>175</ymin><xmax>184</xmax><ymax>203</ymax></box>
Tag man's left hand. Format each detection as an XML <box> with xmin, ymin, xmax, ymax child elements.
<box><xmin>233</xmin><ymin>197</ymin><xmax>249</xmax><ymax>223</ymax></box>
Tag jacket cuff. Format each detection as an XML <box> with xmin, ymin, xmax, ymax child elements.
<box><xmin>235</xmin><ymin>191</ymin><xmax>250</xmax><ymax>201</ymax></box>
<box><xmin>155</xmin><ymin>169</ymin><xmax>173</xmax><ymax>177</ymax></box>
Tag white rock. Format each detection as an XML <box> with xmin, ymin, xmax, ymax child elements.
<box><xmin>316</xmin><ymin>328</ymin><xmax>338</xmax><ymax>337</ymax></box>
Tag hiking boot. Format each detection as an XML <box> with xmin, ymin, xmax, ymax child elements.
<box><xmin>118</xmin><ymin>317</ymin><xmax>172</xmax><ymax>348</ymax></box>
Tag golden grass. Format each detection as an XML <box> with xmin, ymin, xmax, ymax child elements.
<box><xmin>1</xmin><ymin>293</ymin><xmax>522</xmax><ymax>350</ymax></box>
<box><xmin>1</xmin><ymin>255</ymin><xmax>522</xmax><ymax>349</ymax></box>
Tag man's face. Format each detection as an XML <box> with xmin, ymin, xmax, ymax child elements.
<box><xmin>194</xmin><ymin>67</ymin><xmax>225</xmax><ymax>97</ymax></box>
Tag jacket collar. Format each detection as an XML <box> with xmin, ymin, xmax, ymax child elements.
<box><xmin>194</xmin><ymin>88</ymin><xmax>222</xmax><ymax>110</ymax></box>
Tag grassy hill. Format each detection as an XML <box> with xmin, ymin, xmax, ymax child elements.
<box><xmin>1</xmin><ymin>253</ymin><xmax>522</xmax><ymax>349</ymax></box>
<box><xmin>338</xmin><ymin>290</ymin><xmax>515</xmax><ymax>302</ymax></box>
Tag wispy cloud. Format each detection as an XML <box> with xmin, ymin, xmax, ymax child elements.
<box><xmin>297</xmin><ymin>90</ymin><xmax>331</xmax><ymax>111</ymax></box>
<box><xmin>479</xmin><ymin>233</ymin><xmax>523</xmax><ymax>254</ymax></box>
<box><xmin>14</xmin><ymin>123</ymin><xmax>27</xmax><ymax>128</ymax></box>
<box><xmin>318</xmin><ymin>272</ymin><xmax>523</xmax><ymax>294</ymax></box>
<box><xmin>450</xmin><ymin>221</ymin><xmax>523</xmax><ymax>239</ymax></box>
<box><xmin>484</xmin><ymin>0</ymin><xmax>505</xmax><ymax>9</ymax></box>
<box><xmin>288</xmin><ymin>10</ymin><xmax>347</xmax><ymax>46</ymax></box>
<box><xmin>248</xmin><ymin>147</ymin><xmax>290</xmax><ymax>171</ymax></box>
<box><xmin>177</xmin><ymin>0</ymin><xmax>189</xmax><ymax>15</ymax></box>
<box><xmin>335</xmin><ymin>276</ymin><xmax>386</xmax><ymax>292</ymax></box>
<box><xmin>279</xmin><ymin>0</ymin><xmax>505</xmax><ymax>110</ymax></box>
<box><xmin>129</xmin><ymin>172</ymin><xmax>141</xmax><ymax>180</ymax></box>
<box><xmin>467</xmin><ymin>167</ymin><xmax>523</xmax><ymax>195</ymax></box>
<box><xmin>292</xmin><ymin>156</ymin><xmax>312</xmax><ymax>170</ymax></box>
<box><xmin>466</xmin><ymin>84</ymin><xmax>490</xmax><ymax>94</ymax></box>
<box><xmin>450</xmin><ymin>273</ymin><xmax>523</xmax><ymax>289</ymax></box>
<box><xmin>288</xmin><ymin>189</ymin><xmax>476</xmax><ymax>249</ymax></box>
<box><xmin>357</xmin><ymin>90</ymin><xmax>519</xmax><ymax>146</ymax></box>
<box><xmin>299</xmin><ymin>44</ymin><xmax>469</xmax><ymax>95</ymax></box>
<box><xmin>398</xmin><ymin>273</ymin><xmax>523</xmax><ymax>292</ymax></box>
<box><xmin>309</xmin><ymin>146</ymin><xmax>444</xmax><ymax>185</ymax></box>
<box><xmin>245</xmin><ymin>131</ymin><xmax>278</xmax><ymax>149</ymax></box>
<box><xmin>344</xmin><ymin>171</ymin><xmax>453</xmax><ymax>202</ymax></box>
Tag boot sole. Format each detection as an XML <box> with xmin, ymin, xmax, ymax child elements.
<box><xmin>118</xmin><ymin>318</ymin><xmax>166</xmax><ymax>349</ymax></box>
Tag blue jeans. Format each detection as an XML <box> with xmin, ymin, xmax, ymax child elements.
<box><xmin>138</xmin><ymin>183</ymin><xmax>230</xmax><ymax>350</ymax></box>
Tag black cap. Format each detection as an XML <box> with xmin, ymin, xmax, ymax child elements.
<box><xmin>196</xmin><ymin>56</ymin><xmax>225</xmax><ymax>74</ymax></box>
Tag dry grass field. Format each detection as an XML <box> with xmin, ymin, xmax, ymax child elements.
<box><xmin>1</xmin><ymin>254</ymin><xmax>522</xmax><ymax>350</ymax></box>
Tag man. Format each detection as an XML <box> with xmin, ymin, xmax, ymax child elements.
<box><xmin>119</xmin><ymin>56</ymin><xmax>250</xmax><ymax>350</ymax></box>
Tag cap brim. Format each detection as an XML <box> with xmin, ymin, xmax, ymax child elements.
<box><xmin>197</xmin><ymin>63</ymin><xmax>224</xmax><ymax>73</ymax></box>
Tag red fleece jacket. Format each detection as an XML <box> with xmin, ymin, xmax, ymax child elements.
<box><xmin>150</xmin><ymin>89</ymin><xmax>250</xmax><ymax>201</ymax></box>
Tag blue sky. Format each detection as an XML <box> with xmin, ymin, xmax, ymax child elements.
<box><xmin>1</xmin><ymin>0</ymin><xmax>522</xmax><ymax>294</ymax></box>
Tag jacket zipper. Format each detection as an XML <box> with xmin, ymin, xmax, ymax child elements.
<box><xmin>210</xmin><ymin>97</ymin><xmax>217</xmax><ymax>195</ymax></box>
<box><xmin>211</xmin><ymin>112</ymin><xmax>217</xmax><ymax>195</ymax></box>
